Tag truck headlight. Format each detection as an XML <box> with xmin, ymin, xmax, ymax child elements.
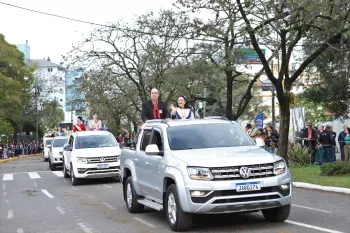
<box><xmin>187</xmin><ymin>167</ymin><xmax>213</xmax><ymax>181</ymax></box>
<box><xmin>76</xmin><ymin>157</ymin><xmax>87</xmax><ymax>164</ymax></box>
<box><xmin>274</xmin><ymin>160</ymin><xmax>286</xmax><ymax>175</ymax></box>
<box><xmin>116</xmin><ymin>156</ymin><xmax>120</xmax><ymax>162</ymax></box>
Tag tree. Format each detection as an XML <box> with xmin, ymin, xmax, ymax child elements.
<box><xmin>235</xmin><ymin>0</ymin><xmax>350</xmax><ymax>161</ymax></box>
<box><xmin>40</xmin><ymin>100</ymin><xmax>65</xmax><ymax>129</ymax></box>
<box><xmin>297</xmin><ymin>95</ymin><xmax>329</xmax><ymax>125</ymax></box>
<box><xmin>0</xmin><ymin>34</ymin><xmax>34</xmax><ymax>139</ymax></box>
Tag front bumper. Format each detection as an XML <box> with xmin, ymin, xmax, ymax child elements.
<box><xmin>180</xmin><ymin>171</ymin><xmax>292</xmax><ymax>214</ymax></box>
<box><xmin>73</xmin><ymin>162</ymin><xmax>120</xmax><ymax>179</ymax></box>
<box><xmin>51</xmin><ymin>155</ymin><xmax>63</xmax><ymax>164</ymax></box>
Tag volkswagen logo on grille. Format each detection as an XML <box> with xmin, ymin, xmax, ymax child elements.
<box><xmin>239</xmin><ymin>166</ymin><xmax>251</xmax><ymax>178</ymax></box>
<box><xmin>100</xmin><ymin>157</ymin><xmax>105</xmax><ymax>162</ymax></box>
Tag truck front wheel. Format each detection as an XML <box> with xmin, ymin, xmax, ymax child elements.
<box><xmin>125</xmin><ymin>177</ymin><xmax>144</xmax><ymax>213</ymax></box>
<box><xmin>262</xmin><ymin>204</ymin><xmax>291</xmax><ymax>222</ymax></box>
<box><xmin>165</xmin><ymin>184</ymin><xmax>193</xmax><ymax>231</ymax></box>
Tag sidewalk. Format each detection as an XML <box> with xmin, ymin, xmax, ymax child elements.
<box><xmin>0</xmin><ymin>153</ymin><xmax>41</xmax><ymax>164</ymax></box>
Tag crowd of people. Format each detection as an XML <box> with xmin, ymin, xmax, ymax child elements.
<box><xmin>0</xmin><ymin>141</ymin><xmax>42</xmax><ymax>159</ymax></box>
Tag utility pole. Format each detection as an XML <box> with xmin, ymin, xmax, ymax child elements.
<box><xmin>271</xmin><ymin>60</ymin><xmax>276</xmax><ymax>129</ymax></box>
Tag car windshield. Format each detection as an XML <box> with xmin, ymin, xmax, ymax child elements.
<box><xmin>45</xmin><ymin>139</ymin><xmax>53</xmax><ymax>145</ymax></box>
<box><xmin>75</xmin><ymin>134</ymin><xmax>118</xmax><ymax>149</ymax></box>
<box><xmin>167</xmin><ymin>123</ymin><xmax>254</xmax><ymax>150</ymax></box>
<box><xmin>53</xmin><ymin>138</ymin><xmax>67</xmax><ymax>147</ymax></box>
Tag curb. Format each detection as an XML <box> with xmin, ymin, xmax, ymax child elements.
<box><xmin>0</xmin><ymin>153</ymin><xmax>41</xmax><ymax>164</ymax></box>
<box><xmin>293</xmin><ymin>182</ymin><xmax>350</xmax><ymax>195</ymax></box>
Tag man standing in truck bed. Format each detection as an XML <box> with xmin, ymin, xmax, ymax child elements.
<box><xmin>141</xmin><ymin>88</ymin><xmax>170</xmax><ymax>122</ymax></box>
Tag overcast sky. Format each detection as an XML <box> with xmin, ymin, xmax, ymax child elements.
<box><xmin>0</xmin><ymin>0</ymin><xmax>173</xmax><ymax>64</ymax></box>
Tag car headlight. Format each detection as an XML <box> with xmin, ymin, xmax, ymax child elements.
<box><xmin>187</xmin><ymin>167</ymin><xmax>213</xmax><ymax>181</ymax></box>
<box><xmin>116</xmin><ymin>156</ymin><xmax>120</xmax><ymax>162</ymax></box>
<box><xmin>76</xmin><ymin>157</ymin><xmax>87</xmax><ymax>164</ymax></box>
<box><xmin>274</xmin><ymin>160</ymin><xmax>286</xmax><ymax>175</ymax></box>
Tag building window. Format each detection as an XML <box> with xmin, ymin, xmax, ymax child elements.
<box><xmin>48</xmin><ymin>68</ymin><xmax>53</xmax><ymax>72</ymax></box>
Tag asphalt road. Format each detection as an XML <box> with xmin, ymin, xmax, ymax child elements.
<box><xmin>1</xmin><ymin>156</ymin><xmax>349</xmax><ymax>233</ymax></box>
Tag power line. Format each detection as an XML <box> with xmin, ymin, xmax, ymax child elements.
<box><xmin>0</xmin><ymin>1</ymin><xmax>221</xmax><ymax>43</ymax></box>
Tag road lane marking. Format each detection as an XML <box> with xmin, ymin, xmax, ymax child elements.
<box><xmin>41</xmin><ymin>189</ymin><xmax>54</xmax><ymax>198</ymax></box>
<box><xmin>56</xmin><ymin>206</ymin><xmax>66</xmax><ymax>215</ymax></box>
<box><xmin>84</xmin><ymin>193</ymin><xmax>95</xmax><ymax>199</ymax></box>
<box><xmin>103</xmin><ymin>184</ymin><xmax>112</xmax><ymax>188</ymax></box>
<box><xmin>71</xmin><ymin>187</ymin><xmax>78</xmax><ymax>190</ymax></box>
<box><xmin>52</xmin><ymin>171</ymin><xmax>64</xmax><ymax>177</ymax></box>
<box><xmin>2</xmin><ymin>183</ymin><xmax>6</xmax><ymax>190</ymax></box>
<box><xmin>77</xmin><ymin>223</ymin><xmax>93</xmax><ymax>233</ymax></box>
<box><xmin>286</xmin><ymin>220</ymin><xmax>344</xmax><ymax>233</ymax></box>
<box><xmin>3</xmin><ymin>192</ymin><xmax>7</xmax><ymax>197</ymax></box>
<box><xmin>17</xmin><ymin>228</ymin><xmax>23</xmax><ymax>233</ymax></box>
<box><xmin>33</xmin><ymin>181</ymin><xmax>38</xmax><ymax>187</ymax></box>
<box><xmin>0</xmin><ymin>171</ymin><xmax>49</xmax><ymax>175</ymax></box>
<box><xmin>133</xmin><ymin>217</ymin><xmax>157</xmax><ymax>228</ymax></box>
<box><xmin>102</xmin><ymin>202</ymin><xmax>116</xmax><ymax>210</ymax></box>
<box><xmin>292</xmin><ymin>204</ymin><xmax>331</xmax><ymax>213</ymax></box>
<box><xmin>7</xmin><ymin>209</ymin><xmax>13</xmax><ymax>219</ymax></box>
<box><xmin>28</xmin><ymin>172</ymin><xmax>41</xmax><ymax>179</ymax></box>
<box><xmin>3</xmin><ymin>174</ymin><xmax>13</xmax><ymax>180</ymax></box>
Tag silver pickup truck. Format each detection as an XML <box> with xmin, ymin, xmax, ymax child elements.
<box><xmin>120</xmin><ymin>118</ymin><xmax>292</xmax><ymax>231</ymax></box>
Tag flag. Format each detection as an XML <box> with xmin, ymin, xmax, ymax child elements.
<box><xmin>254</xmin><ymin>113</ymin><xmax>264</xmax><ymax>129</ymax></box>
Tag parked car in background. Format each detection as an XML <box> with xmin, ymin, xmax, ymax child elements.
<box><xmin>48</xmin><ymin>136</ymin><xmax>68</xmax><ymax>171</ymax></box>
<box><xmin>42</xmin><ymin>136</ymin><xmax>54</xmax><ymax>162</ymax></box>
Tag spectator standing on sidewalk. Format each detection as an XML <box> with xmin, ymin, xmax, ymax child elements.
<box><xmin>318</xmin><ymin>126</ymin><xmax>335</xmax><ymax>163</ymax></box>
<box><xmin>338</xmin><ymin>125</ymin><xmax>347</xmax><ymax>161</ymax></box>
<box><xmin>342</xmin><ymin>127</ymin><xmax>350</xmax><ymax>161</ymax></box>
<box><xmin>302</xmin><ymin>122</ymin><xmax>317</xmax><ymax>164</ymax></box>
<box><xmin>249</xmin><ymin>123</ymin><xmax>261</xmax><ymax>141</ymax></box>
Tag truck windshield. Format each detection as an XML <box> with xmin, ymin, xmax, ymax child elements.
<box><xmin>167</xmin><ymin>123</ymin><xmax>254</xmax><ymax>150</ymax></box>
<box><xmin>45</xmin><ymin>139</ymin><xmax>53</xmax><ymax>146</ymax></box>
<box><xmin>53</xmin><ymin>138</ymin><xmax>67</xmax><ymax>147</ymax></box>
<box><xmin>75</xmin><ymin>135</ymin><xmax>118</xmax><ymax>149</ymax></box>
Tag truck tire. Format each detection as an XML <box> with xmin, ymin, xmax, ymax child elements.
<box><xmin>125</xmin><ymin>176</ymin><xmax>144</xmax><ymax>213</ymax></box>
<box><xmin>262</xmin><ymin>204</ymin><xmax>291</xmax><ymax>222</ymax></box>
<box><xmin>70</xmin><ymin>165</ymin><xmax>80</xmax><ymax>186</ymax></box>
<box><xmin>63</xmin><ymin>158</ymin><xmax>70</xmax><ymax>178</ymax></box>
<box><xmin>165</xmin><ymin>184</ymin><xmax>193</xmax><ymax>231</ymax></box>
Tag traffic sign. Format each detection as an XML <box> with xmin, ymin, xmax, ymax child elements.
<box><xmin>289</xmin><ymin>92</ymin><xmax>298</xmax><ymax>108</ymax></box>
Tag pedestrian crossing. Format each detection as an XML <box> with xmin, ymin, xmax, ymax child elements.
<box><xmin>1</xmin><ymin>171</ymin><xmax>64</xmax><ymax>181</ymax></box>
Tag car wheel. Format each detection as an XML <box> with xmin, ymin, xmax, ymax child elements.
<box><xmin>49</xmin><ymin>159</ymin><xmax>56</xmax><ymax>171</ymax></box>
<box><xmin>44</xmin><ymin>157</ymin><xmax>48</xmax><ymax>162</ymax></box>
<box><xmin>165</xmin><ymin>184</ymin><xmax>193</xmax><ymax>231</ymax></box>
<box><xmin>262</xmin><ymin>204</ymin><xmax>291</xmax><ymax>222</ymax></box>
<box><xmin>125</xmin><ymin>176</ymin><xmax>144</xmax><ymax>213</ymax></box>
<box><xmin>70</xmin><ymin>165</ymin><xmax>80</xmax><ymax>186</ymax></box>
<box><xmin>63</xmin><ymin>158</ymin><xmax>70</xmax><ymax>178</ymax></box>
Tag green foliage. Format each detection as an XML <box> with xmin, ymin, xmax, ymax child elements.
<box><xmin>40</xmin><ymin>100</ymin><xmax>65</xmax><ymax>129</ymax></box>
<box><xmin>0</xmin><ymin>118</ymin><xmax>14</xmax><ymax>136</ymax></box>
<box><xmin>297</xmin><ymin>95</ymin><xmax>330</xmax><ymax>125</ymax></box>
<box><xmin>287</xmin><ymin>144</ymin><xmax>311</xmax><ymax>167</ymax></box>
<box><xmin>320</xmin><ymin>161</ymin><xmax>350</xmax><ymax>176</ymax></box>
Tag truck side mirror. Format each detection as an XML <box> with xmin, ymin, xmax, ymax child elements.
<box><xmin>145</xmin><ymin>144</ymin><xmax>160</xmax><ymax>156</ymax></box>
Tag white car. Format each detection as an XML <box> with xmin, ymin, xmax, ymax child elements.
<box><xmin>48</xmin><ymin>136</ymin><xmax>68</xmax><ymax>171</ymax></box>
<box><xmin>43</xmin><ymin>136</ymin><xmax>54</xmax><ymax>161</ymax></box>
<box><xmin>62</xmin><ymin>131</ymin><xmax>121</xmax><ymax>185</ymax></box>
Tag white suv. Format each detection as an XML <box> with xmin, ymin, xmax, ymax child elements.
<box><xmin>48</xmin><ymin>136</ymin><xmax>68</xmax><ymax>171</ymax></box>
<box><xmin>62</xmin><ymin>131</ymin><xmax>121</xmax><ymax>185</ymax></box>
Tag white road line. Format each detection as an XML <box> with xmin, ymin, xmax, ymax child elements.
<box><xmin>7</xmin><ymin>209</ymin><xmax>13</xmax><ymax>219</ymax></box>
<box><xmin>286</xmin><ymin>220</ymin><xmax>344</xmax><ymax>233</ymax></box>
<box><xmin>103</xmin><ymin>184</ymin><xmax>112</xmax><ymax>188</ymax></box>
<box><xmin>28</xmin><ymin>172</ymin><xmax>41</xmax><ymax>179</ymax></box>
<box><xmin>3</xmin><ymin>192</ymin><xmax>7</xmax><ymax>197</ymax></box>
<box><xmin>133</xmin><ymin>217</ymin><xmax>157</xmax><ymax>229</ymax></box>
<box><xmin>84</xmin><ymin>193</ymin><xmax>96</xmax><ymax>199</ymax></box>
<box><xmin>0</xmin><ymin>171</ymin><xmax>49</xmax><ymax>176</ymax></box>
<box><xmin>71</xmin><ymin>187</ymin><xmax>78</xmax><ymax>190</ymax></box>
<box><xmin>52</xmin><ymin>171</ymin><xmax>64</xmax><ymax>177</ymax></box>
<box><xmin>2</xmin><ymin>183</ymin><xmax>6</xmax><ymax>190</ymax></box>
<box><xmin>41</xmin><ymin>189</ymin><xmax>54</xmax><ymax>199</ymax></box>
<box><xmin>292</xmin><ymin>204</ymin><xmax>331</xmax><ymax>213</ymax></box>
<box><xmin>3</xmin><ymin>174</ymin><xmax>13</xmax><ymax>180</ymax></box>
<box><xmin>102</xmin><ymin>202</ymin><xmax>116</xmax><ymax>210</ymax></box>
<box><xmin>56</xmin><ymin>206</ymin><xmax>66</xmax><ymax>215</ymax></box>
<box><xmin>33</xmin><ymin>181</ymin><xmax>38</xmax><ymax>188</ymax></box>
<box><xmin>17</xmin><ymin>228</ymin><xmax>24</xmax><ymax>233</ymax></box>
<box><xmin>77</xmin><ymin>223</ymin><xmax>93</xmax><ymax>233</ymax></box>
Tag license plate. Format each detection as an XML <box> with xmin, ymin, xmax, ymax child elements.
<box><xmin>236</xmin><ymin>182</ymin><xmax>261</xmax><ymax>192</ymax></box>
<box><xmin>97</xmin><ymin>164</ymin><xmax>109</xmax><ymax>169</ymax></box>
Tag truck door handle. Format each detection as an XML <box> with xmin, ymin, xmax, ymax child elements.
<box><xmin>145</xmin><ymin>162</ymin><xmax>150</xmax><ymax>166</ymax></box>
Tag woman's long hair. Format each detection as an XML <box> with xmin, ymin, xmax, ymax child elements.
<box><xmin>176</xmin><ymin>95</ymin><xmax>190</xmax><ymax>109</ymax></box>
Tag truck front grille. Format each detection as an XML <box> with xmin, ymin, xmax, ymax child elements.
<box><xmin>210</xmin><ymin>163</ymin><xmax>274</xmax><ymax>180</ymax></box>
<box><xmin>87</xmin><ymin>156</ymin><xmax>119</xmax><ymax>164</ymax></box>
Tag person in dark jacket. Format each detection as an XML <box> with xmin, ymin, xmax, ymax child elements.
<box><xmin>318</xmin><ymin>126</ymin><xmax>335</xmax><ymax>163</ymax></box>
<box><xmin>338</xmin><ymin>125</ymin><xmax>347</xmax><ymax>161</ymax></box>
<box><xmin>302</xmin><ymin>122</ymin><xmax>317</xmax><ymax>164</ymax></box>
<box><xmin>141</xmin><ymin>88</ymin><xmax>170</xmax><ymax>122</ymax></box>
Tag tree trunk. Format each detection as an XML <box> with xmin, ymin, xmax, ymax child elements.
<box><xmin>277</xmin><ymin>96</ymin><xmax>290</xmax><ymax>164</ymax></box>
<box><xmin>226</xmin><ymin>72</ymin><xmax>233</xmax><ymax>120</ymax></box>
